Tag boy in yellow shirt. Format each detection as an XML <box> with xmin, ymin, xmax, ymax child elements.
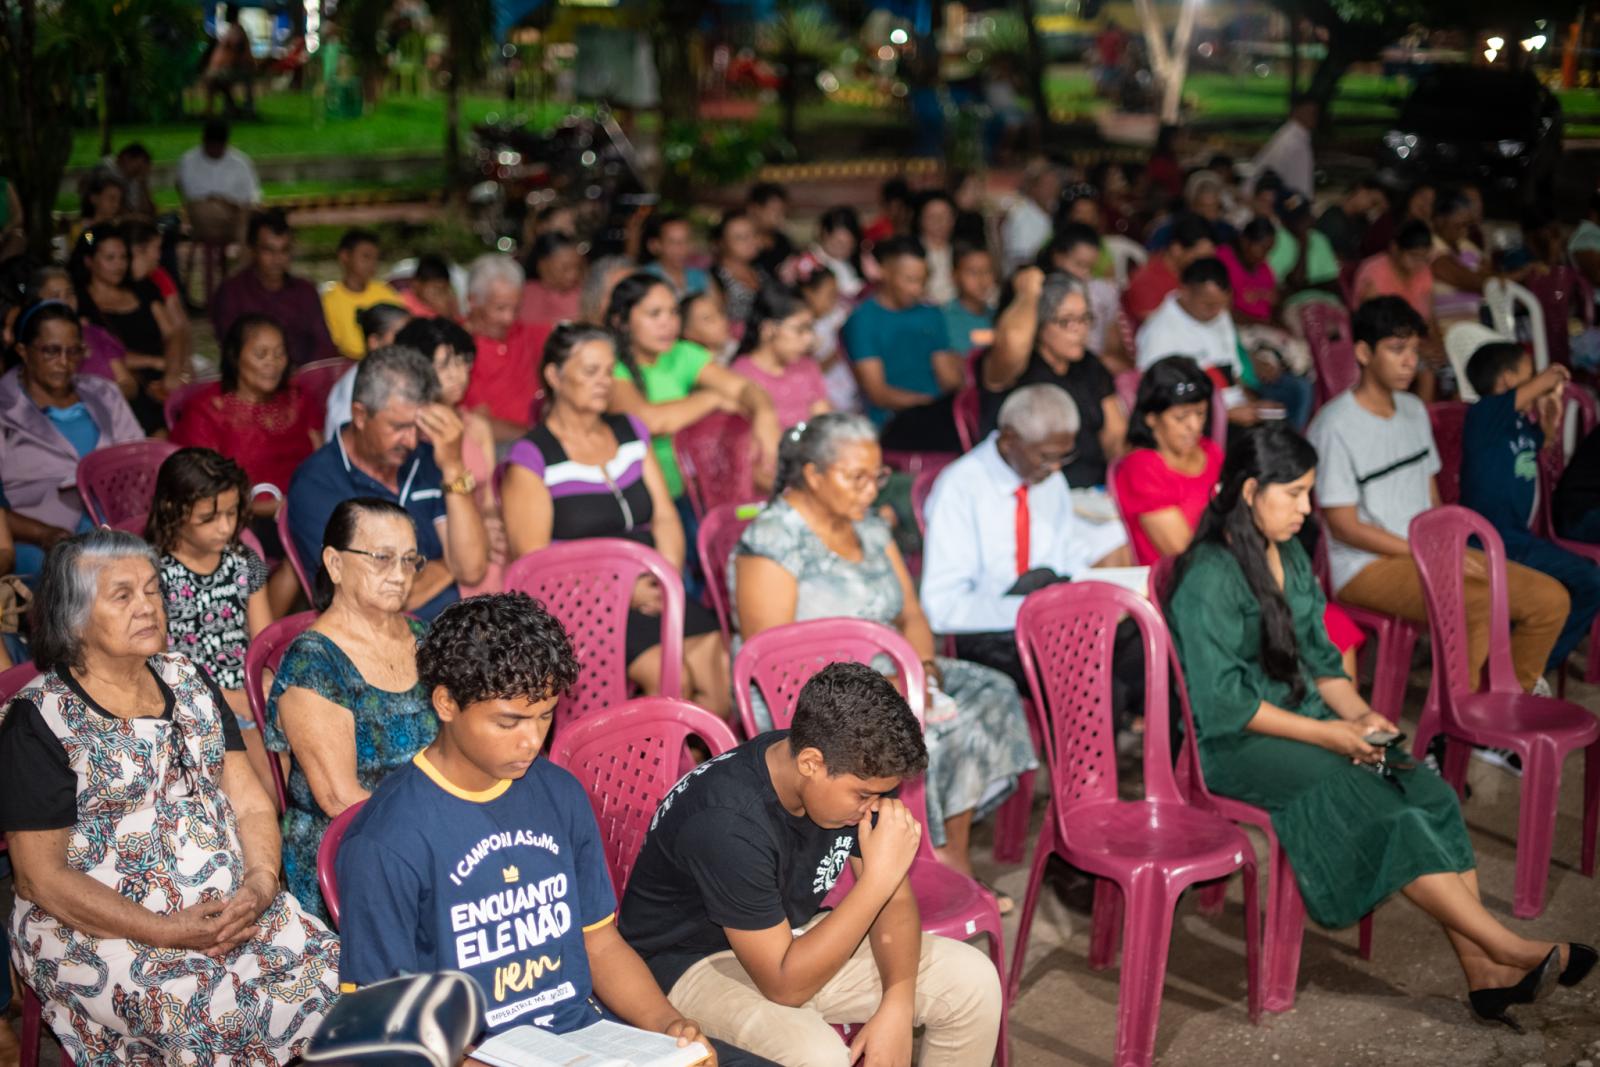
<box><xmin>321</xmin><ymin>227</ymin><xmax>404</xmax><ymax>358</ymax></box>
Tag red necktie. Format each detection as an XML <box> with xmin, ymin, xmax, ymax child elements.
<box><xmin>1014</xmin><ymin>484</ymin><xmax>1030</xmax><ymax>578</ymax></box>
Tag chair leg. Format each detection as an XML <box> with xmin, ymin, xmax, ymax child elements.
<box><xmin>1586</xmin><ymin>613</ymin><xmax>1600</xmax><ymax>684</ymax></box>
<box><xmin>1582</xmin><ymin>741</ymin><xmax>1599</xmax><ymax>878</ymax></box>
<box><xmin>1005</xmin><ymin>817</ymin><xmax>1056</xmax><ymax>1001</ymax></box>
<box><xmin>1443</xmin><ymin>738</ymin><xmax>1472</xmax><ymax>803</ymax></box>
<box><xmin>1110</xmin><ymin>874</ymin><xmax>1178</xmax><ymax>1067</ymax></box>
<box><xmin>978</xmin><ymin>919</ymin><xmax>1011</xmax><ymax>1067</ymax></box>
<box><xmin>1358</xmin><ymin>912</ymin><xmax>1375</xmax><ymax>961</ymax></box>
<box><xmin>1512</xmin><ymin>745</ymin><xmax>1565</xmax><ymax>919</ymax></box>
<box><xmin>1089</xmin><ymin>877</ymin><xmax>1124</xmax><ymax>971</ymax></box>
<box><xmin>992</xmin><ymin>770</ymin><xmax>1034</xmax><ymax>865</ymax></box>
<box><xmin>1261</xmin><ymin>844</ymin><xmax>1308</xmax><ymax>1013</ymax></box>
<box><xmin>1371</xmin><ymin>623</ymin><xmax>1418</xmax><ymax>723</ymax></box>
<box><xmin>1238</xmin><ymin>861</ymin><xmax>1262</xmax><ymax>1025</ymax></box>
<box><xmin>1195</xmin><ymin>879</ymin><xmax>1227</xmax><ymax>916</ymax></box>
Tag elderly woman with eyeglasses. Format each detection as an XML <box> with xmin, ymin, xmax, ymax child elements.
<box><xmin>730</xmin><ymin>413</ymin><xmax>1037</xmax><ymax>906</ymax></box>
<box><xmin>0</xmin><ymin>530</ymin><xmax>340</xmax><ymax>1063</ymax></box>
<box><xmin>265</xmin><ymin>497</ymin><xmax>437</xmax><ymax>922</ymax></box>
<box><xmin>979</xmin><ymin>268</ymin><xmax>1126</xmax><ymax>488</ymax></box>
<box><xmin>0</xmin><ymin>301</ymin><xmax>144</xmax><ymax>577</ymax></box>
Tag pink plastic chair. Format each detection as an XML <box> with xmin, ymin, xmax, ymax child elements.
<box><xmin>1114</xmin><ymin>369</ymin><xmax>1141</xmax><ymax>415</ymax></box>
<box><xmin>1408</xmin><ymin>506</ymin><xmax>1600</xmax><ymax>918</ymax></box>
<box><xmin>1010</xmin><ymin>582</ymin><xmax>1260</xmax><ymax>1064</ymax></box>
<box><xmin>504</xmin><ymin>539</ymin><xmax>684</xmax><ymax>725</ymax></box>
<box><xmin>1427</xmin><ymin>401</ymin><xmax>1468</xmax><ymax>506</ymax></box>
<box><xmin>316</xmin><ymin>798</ymin><xmax>367</xmax><ymax>930</ymax></box>
<box><xmin>1150</xmin><ymin>557</ymin><xmax>1374</xmax><ymax>1012</ymax></box>
<box><xmin>162</xmin><ymin>378</ymin><xmax>216</xmax><ymax>430</ymax></box>
<box><xmin>243</xmin><ymin>610</ymin><xmax>318</xmax><ymax>812</ymax></box>
<box><xmin>732</xmin><ymin>618</ymin><xmax>1011</xmax><ymax>1067</ymax></box>
<box><xmin>696</xmin><ymin>501</ymin><xmax>760</xmax><ymax>650</ymax></box>
<box><xmin>1535</xmin><ymin>384</ymin><xmax>1600</xmax><ymax>689</ymax></box>
<box><xmin>276</xmin><ymin>501</ymin><xmax>315</xmax><ymax>599</ymax></box>
<box><xmin>1299</xmin><ymin>301</ymin><xmax>1357</xmax><ymax>409</ymax></box>
<box><xmin>550</xmin><ymin>696</ymin><xmax>741</xmax><ymax>894</ymax></box>
<box><xmin>952</xmin><ymin>385</ymin><xmax>980</xmax><ymax>452</ymax></box>
<box><xmin>292</xmin><ymin>357</ymin><xmax>353</xmax><ymax>417</ymax></box>
<box><xmin>1312</xmin><ymin>531</ymin><xmax>1422</xmax><ymax>725</ymax></box>
<box><xmin>75</xmin><ymin>440</ymin><xmax>180</xmax><ymax>527</ymax></box>
<box><xmin>674</xmin><ymin>411</ymin><xmax>757</xmax><ymax>521</ymax></box>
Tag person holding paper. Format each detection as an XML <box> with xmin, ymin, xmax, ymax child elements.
<box><xmin>335</xmin><ymin>593</ymin><xmax>776</xmax><ymax>1066</ymax></box>
<box><xmin>619</xmin><ymin>662</ymin><xmax>1004</xmax><ymax>1067</ymax></box>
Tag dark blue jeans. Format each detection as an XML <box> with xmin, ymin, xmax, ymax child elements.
<box><xmin>1503</xmin><ymin>532</ymin><xmax>1600</xmax><ymax>669</ymax></box>
<box><xmin>1256</xmin><ymin>371</ymin><xmax>1315</xmax><ymax>431</ymax></box>
<box><xmin>1557</xmin><ymin>508</ymin><xmax>1600</xmax><ymax>546</ymax></box>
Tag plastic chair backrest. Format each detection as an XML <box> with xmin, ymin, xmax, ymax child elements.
<box><xmin>733</xmin><ymin>618</ymin><xmax>927</xmax><ymax>737</ymax></box>
<box><xmin>910</xmin><ymin>465</ymin><xmax>942</xmax><ymax>540</ymax></box>
<box><xmin>243</xmin><ymin>610</ymin><xmax>318</xmax><ymax>812</ymax></box>
<box><xmin>292</xmin><ymin>358</ymin><xmax>353</xmax><ymax>415</ymax></box>
<box><xmin>1521</xmin><ymin>267</ymin><xmax>1579</xmax><ymax>368</ymax></box>
<box><xmin>1535</xmin><ymin>383</ymin><xmax>1599</xmax><ymax>538</ymax></box>
<box><xmin>1427</xmin><ymin>402</ymin><xmax>1469</xmax><ymax>506</ymax></box>
<box><xmin>674</xmin><ymin>411</ymin><xmax>756</xmax><ymax>521</ymax></box>
<box><xmin>1014</xmin><ymin>579</ymin><xmax>1178</xmax><ymax>809</ymax></box>
<box><xmin>1484</xmin><ymin>277</ymin><xmax>1549</xmax><ymax>372</ymax></box>
<box><xmin>504</xmin><ymin>539</ymin><xmax>685</xmax><ymax>722</ymax></box>
<box><xmin>549</xmin><ymin>696</ymin><xmax>741</xmax><ymax>893</ymax></box>
<box><xmin>1300</xmin><ymin>301</ymin><xmax>1357</xmax><ymax>405</ymax></box>
<box><xmin>276</xmin><ymin>501</ymin><xmax>315</xmax><ymax>599</ymax></box>
<box><xmin>163</xmin><ymin>378</ymin><xmax>216</xmax><ymax>430</ymax></box>
<box><xmin>1114</xmin><ymin>369</ymin><xmax>1140</xmax><ymax>414</ymax></box>
<box><xmin>951</xmin><ymin>386</ymin><xmax>980</xmax><ymax>452</ymax></box>
<box><xmin>76</xmin><ymin>440</ymin><xmax>180</xmax><ymax>527</ymax></box>
<box><xmin>1209</xmin><ymin>382</ymin><xmax>1229</xmax><ymax>450</ymax></box>
<box><xmin>1409</xmin><ymin>506</ymin><xmax>1519</xmax><ymax>701</ymax></box>
<box><xmin>1105</xmin><ymin>235</ymin><xmax>1147</xmax><ymax>288</ymax></box>
<box><xmin>697</xmin><ymin>502</ymin><xmax>759</xmax><ymax>647</ymax></box>
<box><xmin>0</xmin><ymin>661</ymin><xmax>40</xmax><ymax>706</ymax></box>
<box><xmin>317</xmin><ymin>798</ymin><xmax>366</xmax><ymax>930</ymax></box>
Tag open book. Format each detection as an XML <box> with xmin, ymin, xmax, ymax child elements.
<box><xmin>472</xmin><ymin>1021</ymin><xmax>711</xmax><ymax>1067</ymax></box>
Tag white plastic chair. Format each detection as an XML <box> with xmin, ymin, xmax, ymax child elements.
<box><xmin>1483</xmin><ymin>277</ymin><xmax>1549</xmax><ymax>373</ymax></box>
<box><xmin>1105</xmin><ymin>235</ymin><xmax>1148</xmax><ymax>289</ymax></box>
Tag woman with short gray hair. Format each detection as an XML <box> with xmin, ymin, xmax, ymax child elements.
<box><xmin>731</xmin><ymin>413</ymin><xmax>1038</xmax><ymax>905</ymax></box>
<box><xmin>0</xmin><ymin>530</ymin><xmax>340</xmax><ymax>1063</ymax></box>
<box><xmin>980</xmin><ymin>267</ymin><xmax>1126</xmax><ymax>488</ymax></box>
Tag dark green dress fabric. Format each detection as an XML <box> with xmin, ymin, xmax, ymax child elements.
<box><xmin>1168</xmin><ymin>538</ymin><xmax>1475</xmax><ymax>928</ymax></box>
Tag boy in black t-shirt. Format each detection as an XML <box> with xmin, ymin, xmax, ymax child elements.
<box><xmin>336</xmin><ymin>593</ymin><xmax>775</xmax><ymax>1066</ymax></box>
<box><xmin>620</xmin><ymin>663</ymin><xmax>1003</xmax><ymax>1067</ymax></box>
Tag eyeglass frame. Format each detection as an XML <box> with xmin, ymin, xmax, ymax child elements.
<box><xmin>340</xmin><ymin>546</ymin><xmax>428</xmax><ymax>574</ymax></box>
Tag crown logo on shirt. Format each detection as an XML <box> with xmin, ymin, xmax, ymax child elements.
<box><xmin>502</xmin><ymin>865</ymin><xmax>520</xmax><ymax>884</ymax></box>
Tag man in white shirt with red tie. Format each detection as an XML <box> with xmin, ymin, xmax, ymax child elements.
<box><xmin>921</xmin><ymin>384</ymin><xmax>1128</xmax><ymax>688</ymax></box>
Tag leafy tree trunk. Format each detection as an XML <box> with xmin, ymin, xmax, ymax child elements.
<box><xmin>1016</xmin><ymin>0</ymin><xmax>1050</xmax><ymax>145</ymax></box>
<box><xmin>0</xmin><ymin>0</ymin><xmax>74</xmax><ymax>261</ymax></box>
<box><xmin>651</xmin><ymin>0</ymin><xmax>704</xmax><ymax>203</ymax></box>
<box><xmin>443</xmin><ymin>65</ymin><xmax>461</xmax><ymax>200</ymax></box>
<box><xmin>98</xmin><ymin>70</ymin><xmax>113</xmax><ymax>157</ymax></box>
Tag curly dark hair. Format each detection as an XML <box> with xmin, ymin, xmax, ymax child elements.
<box><xmin>790</xmin><ymin>662</ymin><xmax>927</xmax><ymax>780</ymax></box>
<box><xmin>147</xmin><ymin>448</ymin><xmax>250</xmax><ymax>554</ymax></box>
<box><xmin>416</xmin><ymin>592</ymin><xmax>580</xmax><ymax>708</ymax></box>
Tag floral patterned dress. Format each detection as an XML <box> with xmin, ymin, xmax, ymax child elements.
<box><xmin>265</xmin><ymin>620</ymin><xmax>436</xmax><ymax>923</ymax></box>
<box><xmin>1</xmin><ymin>654</ymin><xmax>341</xmax><ymax>1064</ymax></box>
<box><xmin>159</xmin><ymin>545</ymin><xmax>269</xmax><ymax>692</ymax></box>
<box><xmin>731</xmin><ymin>498</ymin><xmax>1038</xmax><ymax>846</ymax></box>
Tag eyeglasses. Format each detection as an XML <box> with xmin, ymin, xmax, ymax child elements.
<box><xmin>835</xmin><ymin>466</ymin><xmax>893</xmax><ymax>493</ymax></box>
<box><xmin>31</xmin><ymin>343</ymin><xmax>87</xmax><ymax>361</ymax></box>
<box><xmin>341</xmin><ymin>547</ymin><xmax>427</xmax><ymax>574</ymax></box>
<box><xmin>1046</xmin><ymin>313</ymin><xmax>1095</xmax><ymax>329</ymax></box>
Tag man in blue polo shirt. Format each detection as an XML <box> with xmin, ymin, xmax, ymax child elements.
<box><xmin>286</xmin><ymin>344</ymin><xmax>487</xmax><ymax>619</ymax></box>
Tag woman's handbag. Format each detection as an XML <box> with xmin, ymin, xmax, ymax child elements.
<box><xmin>302</xmin><ymin>971</ymin><xmax>484</xmax><ymax>1067</ymax></box>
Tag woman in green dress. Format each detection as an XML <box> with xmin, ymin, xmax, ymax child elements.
<box><xmin>1165</xmin><ymin>424</ymin><xmax>1593</xmax><ymax>1030</ymax></box>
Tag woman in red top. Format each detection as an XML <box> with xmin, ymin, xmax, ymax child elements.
<box><xmin>170</xmin><ymin>313</ymin><xmax>322</xmax><ymax>515</ymax></box>
<box><xmin>1115</xmin><ymin>356</ymin><xmax>1364</xmax><ymax>670</ymax></box>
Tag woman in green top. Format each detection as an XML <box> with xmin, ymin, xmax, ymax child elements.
<box><xmin>1166</xmin><ymin>424</ymin><xmax>1593</xmax><ymax>1030</ymax></box>
<box><xmin>605</xmin><ymin>272</ymin><xmax>782</xmax><ymax>501</ymax></box>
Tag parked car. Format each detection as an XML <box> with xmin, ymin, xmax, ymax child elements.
<box><xmin>1377</xmin><ymin>65</ymin><xmax>1562</xmax><ymax>212</ymax></box>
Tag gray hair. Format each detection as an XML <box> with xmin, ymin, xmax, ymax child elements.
<box><xmin>772</xmin><ymin>412</ymin><xmax>879</xmax><ymax>499</ymax></box>
<box><xmin>580</xmin><ymin>255</ymin><xmax>635</xmax><ymax>324</ymax></box>
<box><xmin>32</xmin><ymin>529</ymin><xmax>160</xmax><ymax>669</ymax></box>
<box><xmin>998</xmin><ymin>383</ymin><xmax>1081</xmax><ymax>441</ymax></box>
<box><xmin>466</xmin><ymin>254</ymin><xmax>524</xmax><ymax>307</ymax></box>
<box><xmin>352</xmin><ymin>344</ymin><xmax>440</xmax><ymax>414</ymax></box>
<box><xmin>1037</xmin><ymin>272</ymin><xmax>1089</xmax><ymax>327</ymax></box>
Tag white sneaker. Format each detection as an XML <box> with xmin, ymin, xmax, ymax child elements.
<box><xmin>1471</xmin><ymin>747</ymin><xmax>1523</xmax><ymax>777</ymax></box>
<box><xmin>1532</xmin><ymin>675</ymin><xmax>1554</xmax><ymax>698</ymax></box>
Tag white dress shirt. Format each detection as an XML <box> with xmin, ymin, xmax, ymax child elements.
<box><xmin>176</xmin><ymin>145</ymin><xmax>262</xmax><ymax>206</ymax></box>
<box><xmin>921</xmin><ymin>434</ymin><xmax>1127</xmax><ymax>634</ymax></box>
<box><xmin>1134</xmin><ymin>291</ymin><xmax>1242</xmax><ymax>379</ymax></box>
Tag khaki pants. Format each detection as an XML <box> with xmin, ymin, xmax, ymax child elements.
<box><xmin>667</xmin><ymin>932</ymin><xmax>1002</xmax><ymax>1067</ymax></box>
<box><xmin>1339</xmin><ymin>552</ymin><xmax>1570</xmax><ymax>692</ymax></box>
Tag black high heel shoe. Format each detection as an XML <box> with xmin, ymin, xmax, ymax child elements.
<box><xmin>1469</xmin><ymin>947</ymin><xmax>1560</xmax><ymax>1031</ymax></box>
<box><xmin>1561</xmin><ymin>943</ymin><xmax>1597</xmax><ymax>988</ymax></box>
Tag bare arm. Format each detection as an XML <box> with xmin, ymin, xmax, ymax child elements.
<box><xmin>1137</xmin><ymin>508</ymin><xmax>1196</xmax><ymax>558</ymax></box>
<box><xmin>421</xmin><ymin>404</ymin><xmax>489</xmax><ymax>587</ymax></box>
<box><xmin>8</xmin><ymin>826</ymin><xmax>172</xmax><ymax>942</ymax></box>
<box><xmin>610</xmin><ymin>375</ymin><xmax>728</xmax><ymax>435</ymax></box>
<box><xmin>246</xmin><ymin>584</ymin><xmax>273</xmax><ymax>638</ymax></box>
<box><xmin>1513</xmin><ymin>364</ymin><xmax>1571</xmax><ymax>414</ymax></box>
<box><xmin>1099</xmin><ymin>395</ymin><xmax>1127</xmax><ymax>467</ymax></box>
<box><xmin>641</xmin><ymin>451</ymin><xmax>685</xmax><ymax>571</ymax></box>
<box><xmin>697</xmin><ymin>362</ymin><xmax>782</xmax><ymax>477</ymax></box>
<box><xmin>851</xmin><ymin>871</ymin><xmax>920</xmax><ymax>1062</ymax></box>
<box><xmin>735</xmin><ymin>555</ymin><xmax>801</xmax><ymax>641</ymax></box>
<box><xmin>885</xmin><ymin>541</ymin><xmax>938</xmax><ymax>664</ymax></box>
<box><xmin>274</xmin><ymin>686</ymin><xmax>367</xmax><ymax>817</ymax></box>
<box><xmin>853</xmin><ymin>358</ymin><xmax>936</xmax><ymax>413</ymax></box>
<box><xmin>1430</xmin><ymin>253</ymin><xmax>1489</xmax><ymax>293</ymax></box>
<box><xmin>1322</xmin><ymin>504</ymin><xmax>1411</xmax><ymax>559</ymax></box>
<box><xmin>499</xmin><ymin>463</ymin><xmax>555</xmax><ymax>561</ymax></box>
<box><xmin>931</xmin><ymin>351</ymin><xmax>965</xmax><ymax>393</ymax></box>
<box><xmin>6</xmin><ymin>511</ymin><xmax>70</xmax><ymax>550</ymax></box>
<box><xmin>586</xmin><ymin>922</ymin><xmax>710</xmax><ymax>1049</ymax></box>
<box><xmin>0</xmin><ymin>507</ymin><xmax>14</xmax><ymax>576</ymax></box>
<box><xmin>984</xmin><ymin>268</ymin><xmax>1044</xmax><ymax>392</ymax></box>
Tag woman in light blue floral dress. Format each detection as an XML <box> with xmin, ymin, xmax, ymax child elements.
<box><xmin>731</xmin><ymin>414</ymin><xmax>1037</xmax><ymax>893</ymax></box>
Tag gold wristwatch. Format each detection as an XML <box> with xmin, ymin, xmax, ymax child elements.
<box><xmin>442</xmin><ymin>470</ymin><xmax>477</xmax><ymax>496</ymax></box>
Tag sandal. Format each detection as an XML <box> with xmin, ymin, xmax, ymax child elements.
<box><xmin>976</xmin><ymin>878</ymin><xmax>1015</xmax><ymax>916</ymax></box>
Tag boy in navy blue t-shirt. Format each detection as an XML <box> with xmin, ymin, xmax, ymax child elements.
<box><xmin>336</xmin><ymin>592</ymin><xmax>773</xmax><ymax>1065</ymax></box>
<box><xmin>1460</xmin><ymin>342</ymin><xmax>1600</xmax><ymax>680</ymax></box>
